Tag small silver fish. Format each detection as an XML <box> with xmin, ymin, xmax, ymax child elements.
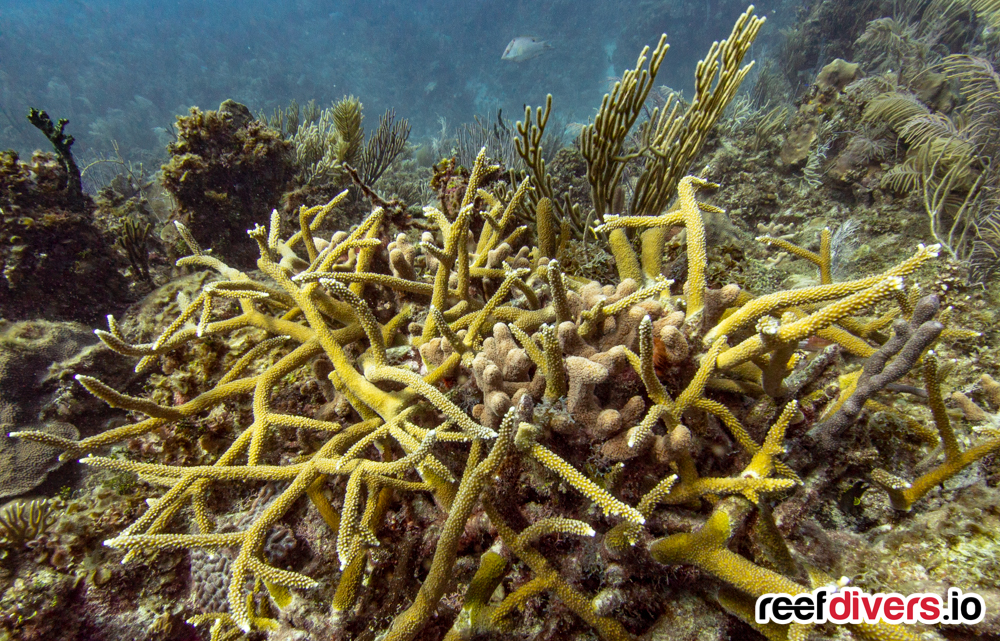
<box><xmin>501</xmin><ymin>36</ymin><xmax>552</xmax><ymax>62</ymax></box>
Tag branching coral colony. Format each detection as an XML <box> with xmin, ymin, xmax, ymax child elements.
<box><xmin>11</xmin><ymin>6</ymin><xmax>1000</xmax><ymax>641</ymax></box>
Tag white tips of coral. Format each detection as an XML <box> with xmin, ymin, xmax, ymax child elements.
<box><xmin>173</xmin><ymin>220</ymin><xmax>204</xmax><ymax>256</ymax></box>
<box><xmin>918</xmin><ymin>243</ymin><xmax>942</xmax><ymax>258</ymax></box>
<box><xmin>517</xmin><ymin>518</ymin><xmax>598</xmax><ymax>546</ymax></box>
<box><xmin>103</xmin><ymin>535</ymin><xmax>128</xmax><ymax>553</ymax></box>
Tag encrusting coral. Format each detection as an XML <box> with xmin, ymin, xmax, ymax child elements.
<box><xmin>11</xmin><ymin>6</ymin><xmax>999</xmax><ymax>641</ymax></box>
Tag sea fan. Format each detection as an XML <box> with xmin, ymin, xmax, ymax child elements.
<box><xmin>862</xmin><ymin>92</ymin><xmax>930</xmax><ymax>131</ymax></box>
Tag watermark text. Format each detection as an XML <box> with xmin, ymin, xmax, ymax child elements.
<box><xmin>756</xmin><ymin>586</ymin><xmax>984</xmax><ymax>626</ymax></box>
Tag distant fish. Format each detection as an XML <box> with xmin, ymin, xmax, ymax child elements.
<box><xmin>501</xmin><ymin>37</ymin><xmax>552</xmax><ymax>62</ymax></box>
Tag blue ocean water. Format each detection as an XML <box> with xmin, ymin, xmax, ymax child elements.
<box><xmin>0</xmin><ymin>0</ymin><xmax>792</xmax><ymax>165</ymax></box>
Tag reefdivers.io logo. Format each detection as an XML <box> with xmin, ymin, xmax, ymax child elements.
<box><xmin>756</xmin><ymin>586</ymin><xmax>985</xmax><ymax>625</ymax></box>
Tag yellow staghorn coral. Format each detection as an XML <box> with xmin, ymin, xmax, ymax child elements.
<box><xmin>871</xmin><ymin>353</ymin><xmax>1000</xmax><ymax>511</ymax></box>
<box><xmin>715</xmin><ymin>276</ymin><xmax>906</xmax><ymax>370</ymax></box>
<box><xmin>516</xmin><ymin>422</ymin><xmax>645</xmax><ymax>525</ymax></box>
<box><xmin>650</xmin><ymin>499</ymin><xmax>925</xmax><ymax>641</ymax></box>
<box><xmin>703</xmin><ymin>242</ymin><xmax>940</xmax><ymax>347</ymax></box>
<box><xmin>595</xmin><ymin>175</ymin><xmax>719</xmax><ymax>296</ymax></box>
